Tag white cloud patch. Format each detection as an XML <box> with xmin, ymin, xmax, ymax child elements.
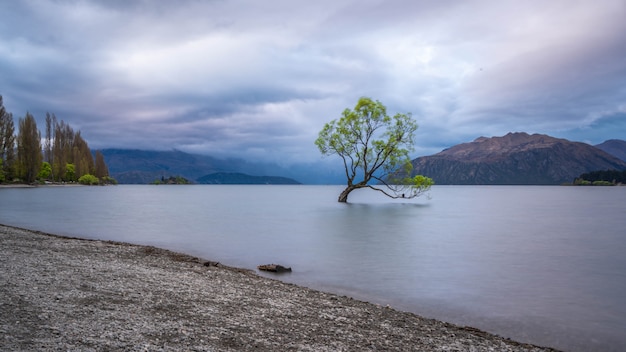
<box><xmin>1</xmin><ymin>0</ymin><xmax>625</xmax><ymax>163</ymax></box>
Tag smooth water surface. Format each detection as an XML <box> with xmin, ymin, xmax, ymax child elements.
<box><xmin>1</xmin><ymin>185</ymin><xmax>625</xmax><ymax>351</ymax></box>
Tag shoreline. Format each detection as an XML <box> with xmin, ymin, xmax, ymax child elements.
<box><xmin>1</xmin><ymin>224</ymin><xmax>560</xmax><ymax>351</ymax></box>
<box><xmin>0</xmin><ymin>183</ymin><xmax>85</xmax><ymax>188</ymax></box>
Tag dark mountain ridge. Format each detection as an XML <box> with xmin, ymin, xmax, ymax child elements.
<box><xmin>196</xmin><ymin>172</ymin><xmax>300</xmax><ymax>185</ymax></box>
<box><xmin>595</xmin><ymin>139</ymin><xmax>626</xmax><ymax>162</ymax></box>
<box><xmin>410</xmin><ymin>132</ymin><xmax>626</xmax><ymax>185</ymax></box>
<box><xmin>101</xmin><ymin>149</ymin><xmax>345</xmax><ymax>184</ymax></box>
<box><xmin>101</xmin><ymin>134</ymin><xmax>625</xmax><ymax>185</ymax></box>
<box><xmin>102</xmin><ymin>149</ymin><xmax>234</xmax><ymax>184</ymax></box>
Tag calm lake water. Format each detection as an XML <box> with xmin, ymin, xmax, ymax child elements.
<box><xmin>1</xmin><ymin>185</ymin><xmax>625</xmax><ymax>351</ymax></box>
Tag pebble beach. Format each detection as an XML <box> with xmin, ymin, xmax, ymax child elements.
<box><xmin>0</xmin><ymin>224</ymin><xmax>560</xmax><ymax>351</ymax></box>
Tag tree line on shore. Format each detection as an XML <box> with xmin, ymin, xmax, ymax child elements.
<box><xmin>0</xmin><ymin>95</ymin><xmax>115</xmax><ymax>185</ymax></box>
<box><xmin>573</xmin><ymin>169</ymin><xmax>626</xmax><ymax>186</ymax></box>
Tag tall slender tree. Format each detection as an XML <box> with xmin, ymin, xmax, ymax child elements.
<box><xmin>48</xmin><ymin>117</ymin><xmax>111</xmax><ymax>182</ymax></box>
<box><xmin>94</xmin><ymin>150</ymin><xmax>109</xmax><ymax>179</ymax></box>
<box><xmin>0</xmin><ymin>96</ymin><xmax>16</xmax><ymax>182</ymax></box>
<box><xmin>16</xmin><ymin>112</ymin><xmax>42</xmax><ymax>183</ymax></box>
<box><xmin>2</xmin><ymin>101</ymin><xmax>111</xmax><ymax>185</ymax></box>
<box><xmin>72</xmin><ymin>131</ymin><xmax>94</xmax><ymax>178</ymax></box>
<box><xmin>52</xmin><ymin>119</ymin><xmax>74</xmax><ymax>181</ymax></box>
<box><xmin>44</xmin><ymin>112</ymin><xmax>55</xmax><ymax>179</ymax></box>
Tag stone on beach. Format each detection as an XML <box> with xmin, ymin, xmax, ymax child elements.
<box><xmin>257</xmin><ymin>264</ymin><xmax>292</xmax><ymax>273</ymax></box>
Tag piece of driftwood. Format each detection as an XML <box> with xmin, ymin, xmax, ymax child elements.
<box><xmin>257</xmin><ymin>264</ymin><xmax>292</xmax><ymax>273</ymax></box>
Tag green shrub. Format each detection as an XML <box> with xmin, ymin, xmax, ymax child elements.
<box><xmin>78</xmin><ymin>174</ymin><xmax>99</xmax><ymax>185</ymax></box>
<box><xmin>37</xmin><ymin>162</ymin><xmax>52</xmax><ymax>181</ymax></box>
<box><xmin>592</xmin><ymin>180</ymin><xmax>613</xmax><ymax>186</ymax></box>
<box><xmin>65</xmin><ymin>163</ymin><xmax>76</xmax><ymax>181</ymax></box>
<box><xmin>101</xmin><ymin>176</ymin><xmax>118</xmax><ymax>185</ymax></box>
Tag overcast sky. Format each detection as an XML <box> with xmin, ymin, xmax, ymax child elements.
<box><xmin>1</xmin><ymin>0</ymin><xmax>625</xmax><ymax>164</ymax></box>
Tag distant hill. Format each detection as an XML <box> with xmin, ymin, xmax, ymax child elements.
<box><xmin>595</xmin><ymin>139</ymin><xmax>626</xmax><ymax>162</ymax></box>
<box><xmin>196</xmin><ymin>172</ymin><xmax>300</xmax><ymax>185</ymax></box>
<box><xmin>100</xmin><ymin>149</ymin><xmax>344</xmax><ymax>184</ymax></box>
<box><xmin>409</xmin><ymin>132</ymin><xmax>626</xmax><ymax>185</ymax></box>
<box><xmin>101</xmin><ymin>149</ymin><xmax>230</xmax><ymax>184</ymax></box>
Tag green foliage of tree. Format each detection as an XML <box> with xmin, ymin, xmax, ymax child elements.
<box><xmin>78</xmin><ymin>174</ymin><xmax>99</xmax><ymax>185</ymax></box>
<box><xmin>100</xmin><ymin>176</ymin><xmax>118</xmax><ymax>185</ymax></box>
<box><xmin>17</xmin><ymin>112</ymin><xmax>42</xmax><ymax>183</ymax></box>
<box><xmin>0</xmin><ymin>159</ymin><xmax>4</xmax><ymax>183</ymax></box>
<box><xmin>37</xmin><ymin>162</ymin><xmax>52</xmax><ymax>181</ymax></box>
<box><xmin>65</xmin><ymin>163</ymin><xmax>76</xmax><ymax>182</ymax></box>
<box><xmin>316</xmin><ymin>97</ymin><xmax>433</xmax><ymax>202</ymax></box>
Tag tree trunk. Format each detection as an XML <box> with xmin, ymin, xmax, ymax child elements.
<box><xmin>338</xmin><ymin>185</ymin><xmax>356</xmax><ymax>202</ymax></box>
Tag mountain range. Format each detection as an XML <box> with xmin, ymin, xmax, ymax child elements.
<box><xmin>594</xmin><ymin>139</ymin><xmax>626</xmax><ymax>162</ymax></box>
<box><xmin>102</xmin><ymin>133</ymin><xmax>626</xmax><ymax>185</ymax></box>
<box><xmin>196</xmin><ymin>172</ymin><xmax>300</xmax><ymax>185</ymax></box>
<box><xmin>409</xmin><ymin>132</ymin><xmax>626</xmax><ymax>185</ymax></box>
<box><xmin>101</xmin><ymin>149</ymin><xmax>344</xmax><ymax>185</ymax></box>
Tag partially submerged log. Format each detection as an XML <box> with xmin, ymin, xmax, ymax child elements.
<box><xmin>257</xmin><ymin>264</ymin><xmax>292</xmax><ymax>273</ymax></box>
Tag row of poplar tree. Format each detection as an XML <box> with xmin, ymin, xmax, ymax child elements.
<box><xmin>0</xmin><ymin>95</ymin><xmax>114</xmax><ymax>185</ymax></box>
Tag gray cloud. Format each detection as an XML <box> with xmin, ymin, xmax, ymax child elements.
<box><xmin>1</xmin><ymin>0</ymin><xmax>625</xmax><ymax>164</ymax></box>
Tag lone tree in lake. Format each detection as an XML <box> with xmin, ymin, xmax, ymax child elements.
<box><xmin>316</xmin><ymin>97</ymin><xmax>433</xmax><ymax>202</ymax></box>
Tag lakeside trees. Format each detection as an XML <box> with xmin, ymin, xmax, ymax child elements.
<box><xmin>0</xmin><ymin>95</ymin><xmax>113</xmax><ymax>185</ymax></box>
<box><xmin>574</xmin><ymin>169</ymin><xmax>626</xmax><ymax>185</ymax></box>
<box><xmin>0</xmin><ymin>97</ymin><xmax>16</xmax><ymax>182</ymax></box>
<box><xmin>94</xmin><ymin>150</ymin><xmax>109</xmax><ymax>179</ymax></box>
<box><xmin>16</xmin><ymin>113</ymin><xmax>42</xmax><ymax>183</ymax></box>
<box><xmin>316</xmin><ymin>97</ymin><xmax>433</xmax><ymax>202</ymax></box>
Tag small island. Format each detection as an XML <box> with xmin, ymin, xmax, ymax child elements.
<box><xmin>151</xmin><ymin>175</ymin><xmax>191</xmax><ymax>185</ymax></box>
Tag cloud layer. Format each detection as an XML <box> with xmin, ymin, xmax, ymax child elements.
<box><xmin>1</xmin><ymin>0</ymin><xmax>625</xmax><ymax>163</ymax></box>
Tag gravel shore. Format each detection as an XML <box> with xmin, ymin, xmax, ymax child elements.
<box><xmin>0</xmin><ymin>224</ymin><xmax>560</xmax><ymax>351</ymax></box>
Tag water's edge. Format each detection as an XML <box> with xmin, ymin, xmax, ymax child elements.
<box><xmin>1</xmin><ymin>185</ymin><xmax>624</xmax><ymax>352</ymax></box>
<box><xmin>1</xmin><ymin>222</ymin><xmax>562</xmax><ymax>352</ymax></box>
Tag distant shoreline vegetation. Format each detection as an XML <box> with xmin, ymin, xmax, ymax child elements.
<box><xmin>573</xmin><ymin>169</ymin><xmax>626</xmax><ymax>186</ymax></box>
<box><xmin>0</xmin><ymin>95</ymin><xmax>116</xmax><ymax>186</ymax></box>
<box><xmin>150</xmin><ymin>173</ymin><xmax>301</xmax><ymax>185</ymax></box>
<box><xmin>151</xmin><ymin>176</ymin><xmax>190</xmax><ymax>185</ymax></box>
